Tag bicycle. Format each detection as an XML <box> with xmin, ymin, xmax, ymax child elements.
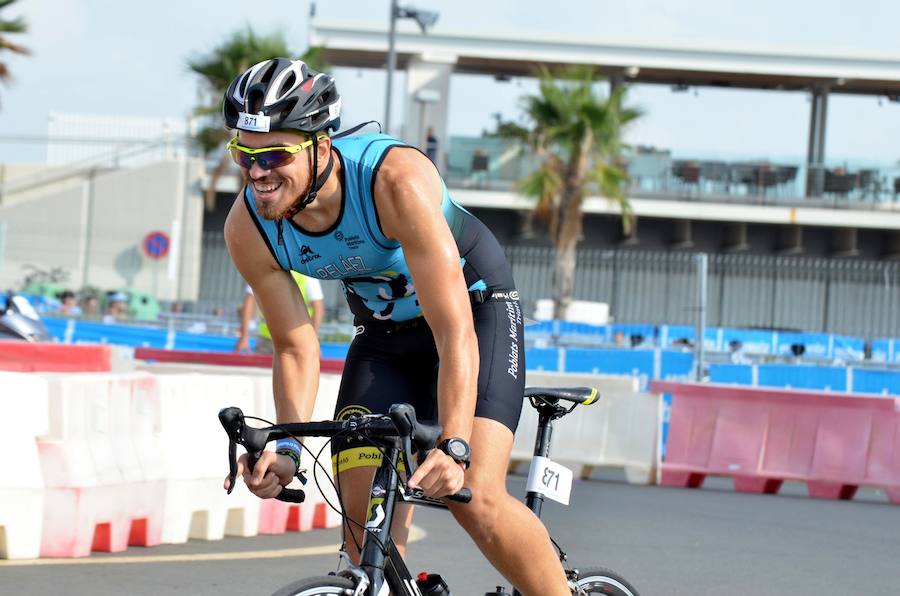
<box><xmin>219</xmin><ymin>386</ymin><xmax>639</xmax><ymax>595</ymax></box>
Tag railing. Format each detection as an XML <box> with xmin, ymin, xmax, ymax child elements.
<box><xmin>443</xmin><ymin>137</ymin><xmax>900</xmax><ymax>205</ymax></box>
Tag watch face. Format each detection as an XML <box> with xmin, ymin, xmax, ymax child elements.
<box><xmin>448</xmin><ymin>440</ymin><xmax>467</xmax><ymax>458</ymax></box>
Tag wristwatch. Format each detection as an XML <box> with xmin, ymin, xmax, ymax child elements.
<box><xmin>436</xmin><ymin>437</ymin><xmax>471</xmax><ymax>470</ymax></box>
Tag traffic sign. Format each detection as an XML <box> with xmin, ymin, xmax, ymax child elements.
<box><xmin>143</xmin><ymin>231</ymin><xmax>170</xmax><ymax>260</ymax></box>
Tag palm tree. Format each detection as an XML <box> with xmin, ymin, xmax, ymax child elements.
<box><xmin>493</xmin><ymin>66</ymin><xmax>641</xmax><ymax>319</ymax></box>
<box><xmin>188</xmin><ymin>27</ymin><xmax>328</xmax><ymax>210</ymax></box>
<box><xmin>0</xmin><ymin>0</ymin><xmax>29</xmax><ymax>106</ymax></box>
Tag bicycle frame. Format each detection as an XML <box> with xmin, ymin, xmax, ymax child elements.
<box><xmin>352</xmin><ymin>398</ymin><xmax>566</xmax><ymax>596</ymax></box>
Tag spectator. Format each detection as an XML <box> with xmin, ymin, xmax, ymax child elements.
<box><xmin>56</xmin><ymin>290</ymin><xmax>82</xmax><ymax>316</ymax></box>
<box><xmin>212</xmin><ymin>307</ymin><xmax>225</xmax><ymax>318</ymax></box>
<box><xmin>425</xmin><ymin>127</ymin><xmax>438</xmax><ymax>165</ymax></box>
<box><xmin>613</xmin><ymin>330</ymin><xmax>626</xmax><ymax>347</ymax></box>
<box><xmin>235</xmin><ymin>271</ymin><xmax>324</xmax><ymax>354</ymax></box>
<box><xmin>81</xmin><ymin>295</ymin><xmax>100</xmax><ymax>318</ymax></box>
<box><xmin>103</xmin><ymin>292</ymin><xmax>128</xmax><ymax>323</ymax></box>
<box><xmin>729</xmin><ymin>340</ymin><xmax>750</xmax><ymax>364</ymax></box>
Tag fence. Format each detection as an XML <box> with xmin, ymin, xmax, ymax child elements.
<box><xmin>196</xmin><ymin>233</ymin><xmax>899</xmax><ymax>339</ymax></box>
<box><xmin>506</xmin><ymin>247</ymin><xmax>900</xmax><ymax>339</ymax></box>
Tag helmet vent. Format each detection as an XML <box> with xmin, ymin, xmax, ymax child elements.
<box><xmin>278</xmin><ymin>72</ymin><xmax>297</xmax><ymax>99</ymax></box>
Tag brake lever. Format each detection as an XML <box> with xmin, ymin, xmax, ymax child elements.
<box><xmin>219</xmin><ymin>407</ymin><xmax>245</xmax><ymax>495</ymax></box>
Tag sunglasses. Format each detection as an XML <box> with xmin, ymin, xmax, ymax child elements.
<box><xmin>226</xmin><ymin>135</ymin><xmax>326</xmax><ymax>170</ymax></box>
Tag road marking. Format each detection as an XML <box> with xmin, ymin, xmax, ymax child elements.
<box><xmin>0</xmin><ymin>526</ymin><xmax>426</xmax><ymax>567</ymax></box>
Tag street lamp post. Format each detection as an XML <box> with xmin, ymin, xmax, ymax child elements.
<box><xmin>383</xmin><ymin>1</ymin><xmax>439</xmax><ymax>135</ymax></box>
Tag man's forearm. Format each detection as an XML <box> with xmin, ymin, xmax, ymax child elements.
<box><xmin>434</xmin><ymin>330</ymin><xmax>479</xmax><ymax>442</ymax></box>
<box><xmin>272</xmin><ymin>346</ymin><xmax>321</xmax><ymax>423</ymax></box>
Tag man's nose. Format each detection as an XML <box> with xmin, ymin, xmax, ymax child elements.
<box><xmin>248</xmin><ymin>160</ymin><xmax>271</xmax><ymax>178</ymax></box>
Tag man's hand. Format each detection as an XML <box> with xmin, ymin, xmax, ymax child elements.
<box><xmin>234</xmin><ymin>335</ymin><xmax>251</xmax><ymax>353</ymax></box>
<box><xmin>408</xmin><ymin>449</ymin><xmax>466</xmax><ymax>498</ymax></box>
<box><xmin>223</xmin><ymin>451</ymin><xmax>296</xmax><ymax>499</ymax></box>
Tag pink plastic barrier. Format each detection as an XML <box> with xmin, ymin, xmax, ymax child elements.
<box><xmin>653</xmin><ymin>381</ymin><xmax>900</xmax><ymax>503</ymax></box>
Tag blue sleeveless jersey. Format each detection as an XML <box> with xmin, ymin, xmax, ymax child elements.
<box><xmin>243</xmin><ymin>133</ymin><xmax>514</xmax><ymax>323</ymax></box>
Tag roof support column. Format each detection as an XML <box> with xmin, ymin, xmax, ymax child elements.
<box><xmin>403</xmin><ymin>53</ymin><xmax>456</xmax><ymax>174</ymax></box>
<box><xmin>805</xmin><ymin>85</ymin><xmax>830</xmax><ymax>198</ymax></box>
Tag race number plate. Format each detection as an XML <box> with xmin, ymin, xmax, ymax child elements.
<box><xmin>237</xmin><ymin>111</ymin><xmax>271</xmax><ymax>132</ymax></box>
<box><xmin>526</xmin><ymin>456</ymin><xmax>573</xmax><ymax>505</ymax></box>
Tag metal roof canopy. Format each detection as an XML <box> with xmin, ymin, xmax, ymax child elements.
<box><xmin>311</xmin><ymin>23</ymin><xmax>900</xmax><ymax>96</ymax></box>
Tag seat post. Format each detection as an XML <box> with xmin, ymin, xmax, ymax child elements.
<box><xmin>524</xmin><ymin>407</ymin><xmax>556</xmax><ymax>517</ymax></box>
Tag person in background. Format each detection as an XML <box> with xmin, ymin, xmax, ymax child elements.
<box><xmin>103</xmin><ymin>292</ymin><xmax>128</xmax><ymax>323</ymax></box>
<box><xmin>56</xmin><ymin>290</ymin><xmax>82</xmax><ymax>316</ymax></box>
<box><xmin>613</xmin><ymin>330</ymin><xmax>626</xmax><ymax>347</ymax></box>
<box><xmin>234</xmin><ymin>271</ymin><xmax>324</xmax><ymax>354</ymax></box>
<box><xmin>425</xmin><ymin>126</ymin><xmax>438</xmax><ymax>165</ymax></box>
<box><xmin>80</xmin><ymin>295</ymin><xmax>100</xmax><ymax>318</ymax></box>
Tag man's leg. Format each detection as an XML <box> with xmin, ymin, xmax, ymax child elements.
<box><xmin>335</xmin><ymin>466</ymin><xmax>415</xmax><ymax>563</ymax></box>
<box><xmin>448</xmin><ymin>417</ymin><xmax>570</xmax><ymax>596</ymax></box>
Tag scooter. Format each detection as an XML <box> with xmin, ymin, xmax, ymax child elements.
<box><xmin>0</xmin><ymin>292</ymin><xmax>53</xmax><ymax>341</ymax></box>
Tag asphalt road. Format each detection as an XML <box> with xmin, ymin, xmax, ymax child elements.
<box><xmin>2</xmin><ymin>474</ymin><xmax>898</xmax><ymax>596</ymax></box>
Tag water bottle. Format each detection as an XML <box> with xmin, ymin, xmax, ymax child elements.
<box><xmin>482</xmin><ymin>587</ymin><xmax>510</xmax><ymax>596</ymax></box>
<box><xmin>416</xmin><ymin>572</ymin><xmax>451</xmax><ymax>595</ymax></box>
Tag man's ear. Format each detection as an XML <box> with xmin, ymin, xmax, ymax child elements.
<box><xmin>316</xmin><ymin>136</ymin><xmax>332</xmax><ymax>168</ymax></box>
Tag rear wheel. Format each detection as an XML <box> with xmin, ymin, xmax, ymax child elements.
<box><xmin>572</xmin><ymin>567</ymin><xmax>639</xmax><ymax>596</ymax></box>
<box><xmin>271</xmin><ymin>575</ymin><xmax>355</xmax><ymax>596</ymax></box>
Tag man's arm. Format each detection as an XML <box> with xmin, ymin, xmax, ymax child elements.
<box><xmin>374</xmin><ymin>148</ymin><xmax>478</xmax><ymax>480</ymax></box>
<box><xmin>234</xmin><ymin>289</ymin><xmax>255</xmax><ymax>353</ymax></box>
<box><xmin>225</xmin><ymin>199</ymin><xmax>321</xmax><ymax>423</ymax></box>
<box><xmin>223</xmin><ymin>195</ymin><xmax>321</xmax><ymax>497</ymax></box>
<box><xmin>310</xmin><ymin>299</ymin><xmax>325</xmax><ymax>334</ymax></box>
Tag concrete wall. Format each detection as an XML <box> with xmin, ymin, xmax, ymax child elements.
<box><xmin>0</xmin><ymin>159</ymin><xmax>205</xmax><ymax>301</ymax></box>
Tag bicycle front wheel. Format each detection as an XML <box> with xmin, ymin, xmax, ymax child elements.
<box><xmin>572</xmin><ymin>567</ymin><xmax>639</xmax><ymax>596</ymax></box>
<box><xmin>271</xmin><ymin>575</ymin><xmax>355</xmax><ymax>596</ymax></box>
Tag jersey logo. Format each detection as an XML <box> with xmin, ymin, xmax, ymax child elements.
<box><xmin>299</xmin><ymin>245</ymin><xmax>321</xmax><ymax>264</ymax></box>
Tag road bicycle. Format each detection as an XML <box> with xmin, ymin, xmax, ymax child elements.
<box><xmin>219</xmin><ymin>386</ymin><xmax>639</xmax><ymax>595</ymax></box>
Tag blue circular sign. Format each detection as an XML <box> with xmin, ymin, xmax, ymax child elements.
<box><xmin>143</xmin><ymin>231</ymin><xmax>170</xmax><ymax>260</ymax></box>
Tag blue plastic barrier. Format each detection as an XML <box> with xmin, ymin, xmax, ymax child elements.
<box><xmin>721</xmin><ymin>328</ymin><xmax>775</xmax><ymax>355</ymax></box>
<box><xmin>871</xmin><ymin>339</ymin><xmax>898</xmax><ymax>364</ymax></box>
<box><xmin>775</xmin><ymin>332</ymin><xmax>830</xmax><ymax>359</ymax></box>
<box><xmin>660</xmin><ymin>350</ymin><xmax>694</xmax><ymax>380</ymax></box>
<box><xmin>709</xmin><ymin>363</ymin><xmax>754</xmax><ymax>385</ymax></box>
<box><xmin>851</xmin><ymin>368</ymin><xmax>900</xmax><ymax>397</ymax></box>
<box><xmin>565</xmin><ymin>348</ymin><xmax>654</xmax><ymax>381</ymax></box>
<box><xmin>757</xmin><ymin>364</ymin><xmax>847</xmax><ymax>391</ymax></box>
<box><xmin>525</xmin><ymin>347</ymin><xmax>559</xmax><ymax>371</ymax></box>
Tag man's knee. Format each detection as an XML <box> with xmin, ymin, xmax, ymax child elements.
<box><xmin>449</xmin><ymin>482</ymin><xmax>507</xmax><ymax>545</ymax></box>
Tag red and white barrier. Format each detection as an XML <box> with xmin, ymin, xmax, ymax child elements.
<box><xmin>255</xmin><ymin>373</ymin><xmax>343</xmax><ymax>534</ymax></box>
<box><xmin>0</xmin><ymin>340</ymin><xmax>111</xmax><ymax>372</ymax></box>
<box><xmin>0</xmin><ymin>373</ymin><xmax>49</xmax><ymax>559</ymax></box>
<box><xmin>38</xmin><ymin>373</ymin><xmax>165</xmax><ymax>557</ymax></box>
<box><xmin>156</xmin><ymin>373</ymin><xmax>261</xmax><ymax>543</ymax></box>
<box><xmin>654</xmin><ymin>381</ymin><xmax>900</xmax><ymax>503</ymax></box>
<box><xmin>512</xmin><ymin>372</ymin><xmax>661</xmax><ymax>484</ymax></box>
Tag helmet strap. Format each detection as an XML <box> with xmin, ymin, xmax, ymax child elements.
<box><xmin>282</xmin><ymin>135</ymin><xmax>334</xmax><ymax>220</ymax></box>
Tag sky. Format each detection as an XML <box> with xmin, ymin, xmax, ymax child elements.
<box><xmin>1</xmin><ymin>0</ymin><xmax>899</xmax><ymax>166</ymax></box>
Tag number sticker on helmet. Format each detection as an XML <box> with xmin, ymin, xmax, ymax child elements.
<box><xmin>238</xmin><ymin>112</ymin><xmax>271</xmax><ymax>133</ymax></box>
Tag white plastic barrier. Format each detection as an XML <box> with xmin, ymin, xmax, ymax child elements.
<box><xmin>155</xmin><ymin>373</ymin><xmax>261</xmax><ymax>544</ymax></box>
<box><xmin>0</xmin><ymin>373</ymin><xmax>49</xmax><ymax>559</ymax></box>
<box><xmin>254</xmin><ymin>373</ymin><xmax>343</xmax><ymax>533</ymax></box>
<box><xmin>38</xmin><ymin>373</ymin><xmax>166</xmax><ymax>557</ymax></box>
<box><xmin>512</xmin><ymin>372</ymin><xmax>660</xmax><ymax>484</ymax></box>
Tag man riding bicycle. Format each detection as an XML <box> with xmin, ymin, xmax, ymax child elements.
<box><xmin>220</xmin><ymin>57</ymin><xmax>570</xmax><ymax>595</ymax></box>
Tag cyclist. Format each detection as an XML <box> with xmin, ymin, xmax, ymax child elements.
<box><xmin>220</xmin><ymin>58</ymin><xmax>570</xmax><ymax>595</ymax></box>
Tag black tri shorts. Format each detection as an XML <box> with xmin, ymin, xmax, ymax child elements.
<box><xmin>330</xmin><ymin>297</ymin><xmax>525</xmax><ymax>473</ymax></box>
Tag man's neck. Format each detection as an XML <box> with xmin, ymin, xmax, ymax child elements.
<box><xmin>291</xmin><ymin>150</ymin><xmax>342</xmax><ymax>233</ymax></box>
